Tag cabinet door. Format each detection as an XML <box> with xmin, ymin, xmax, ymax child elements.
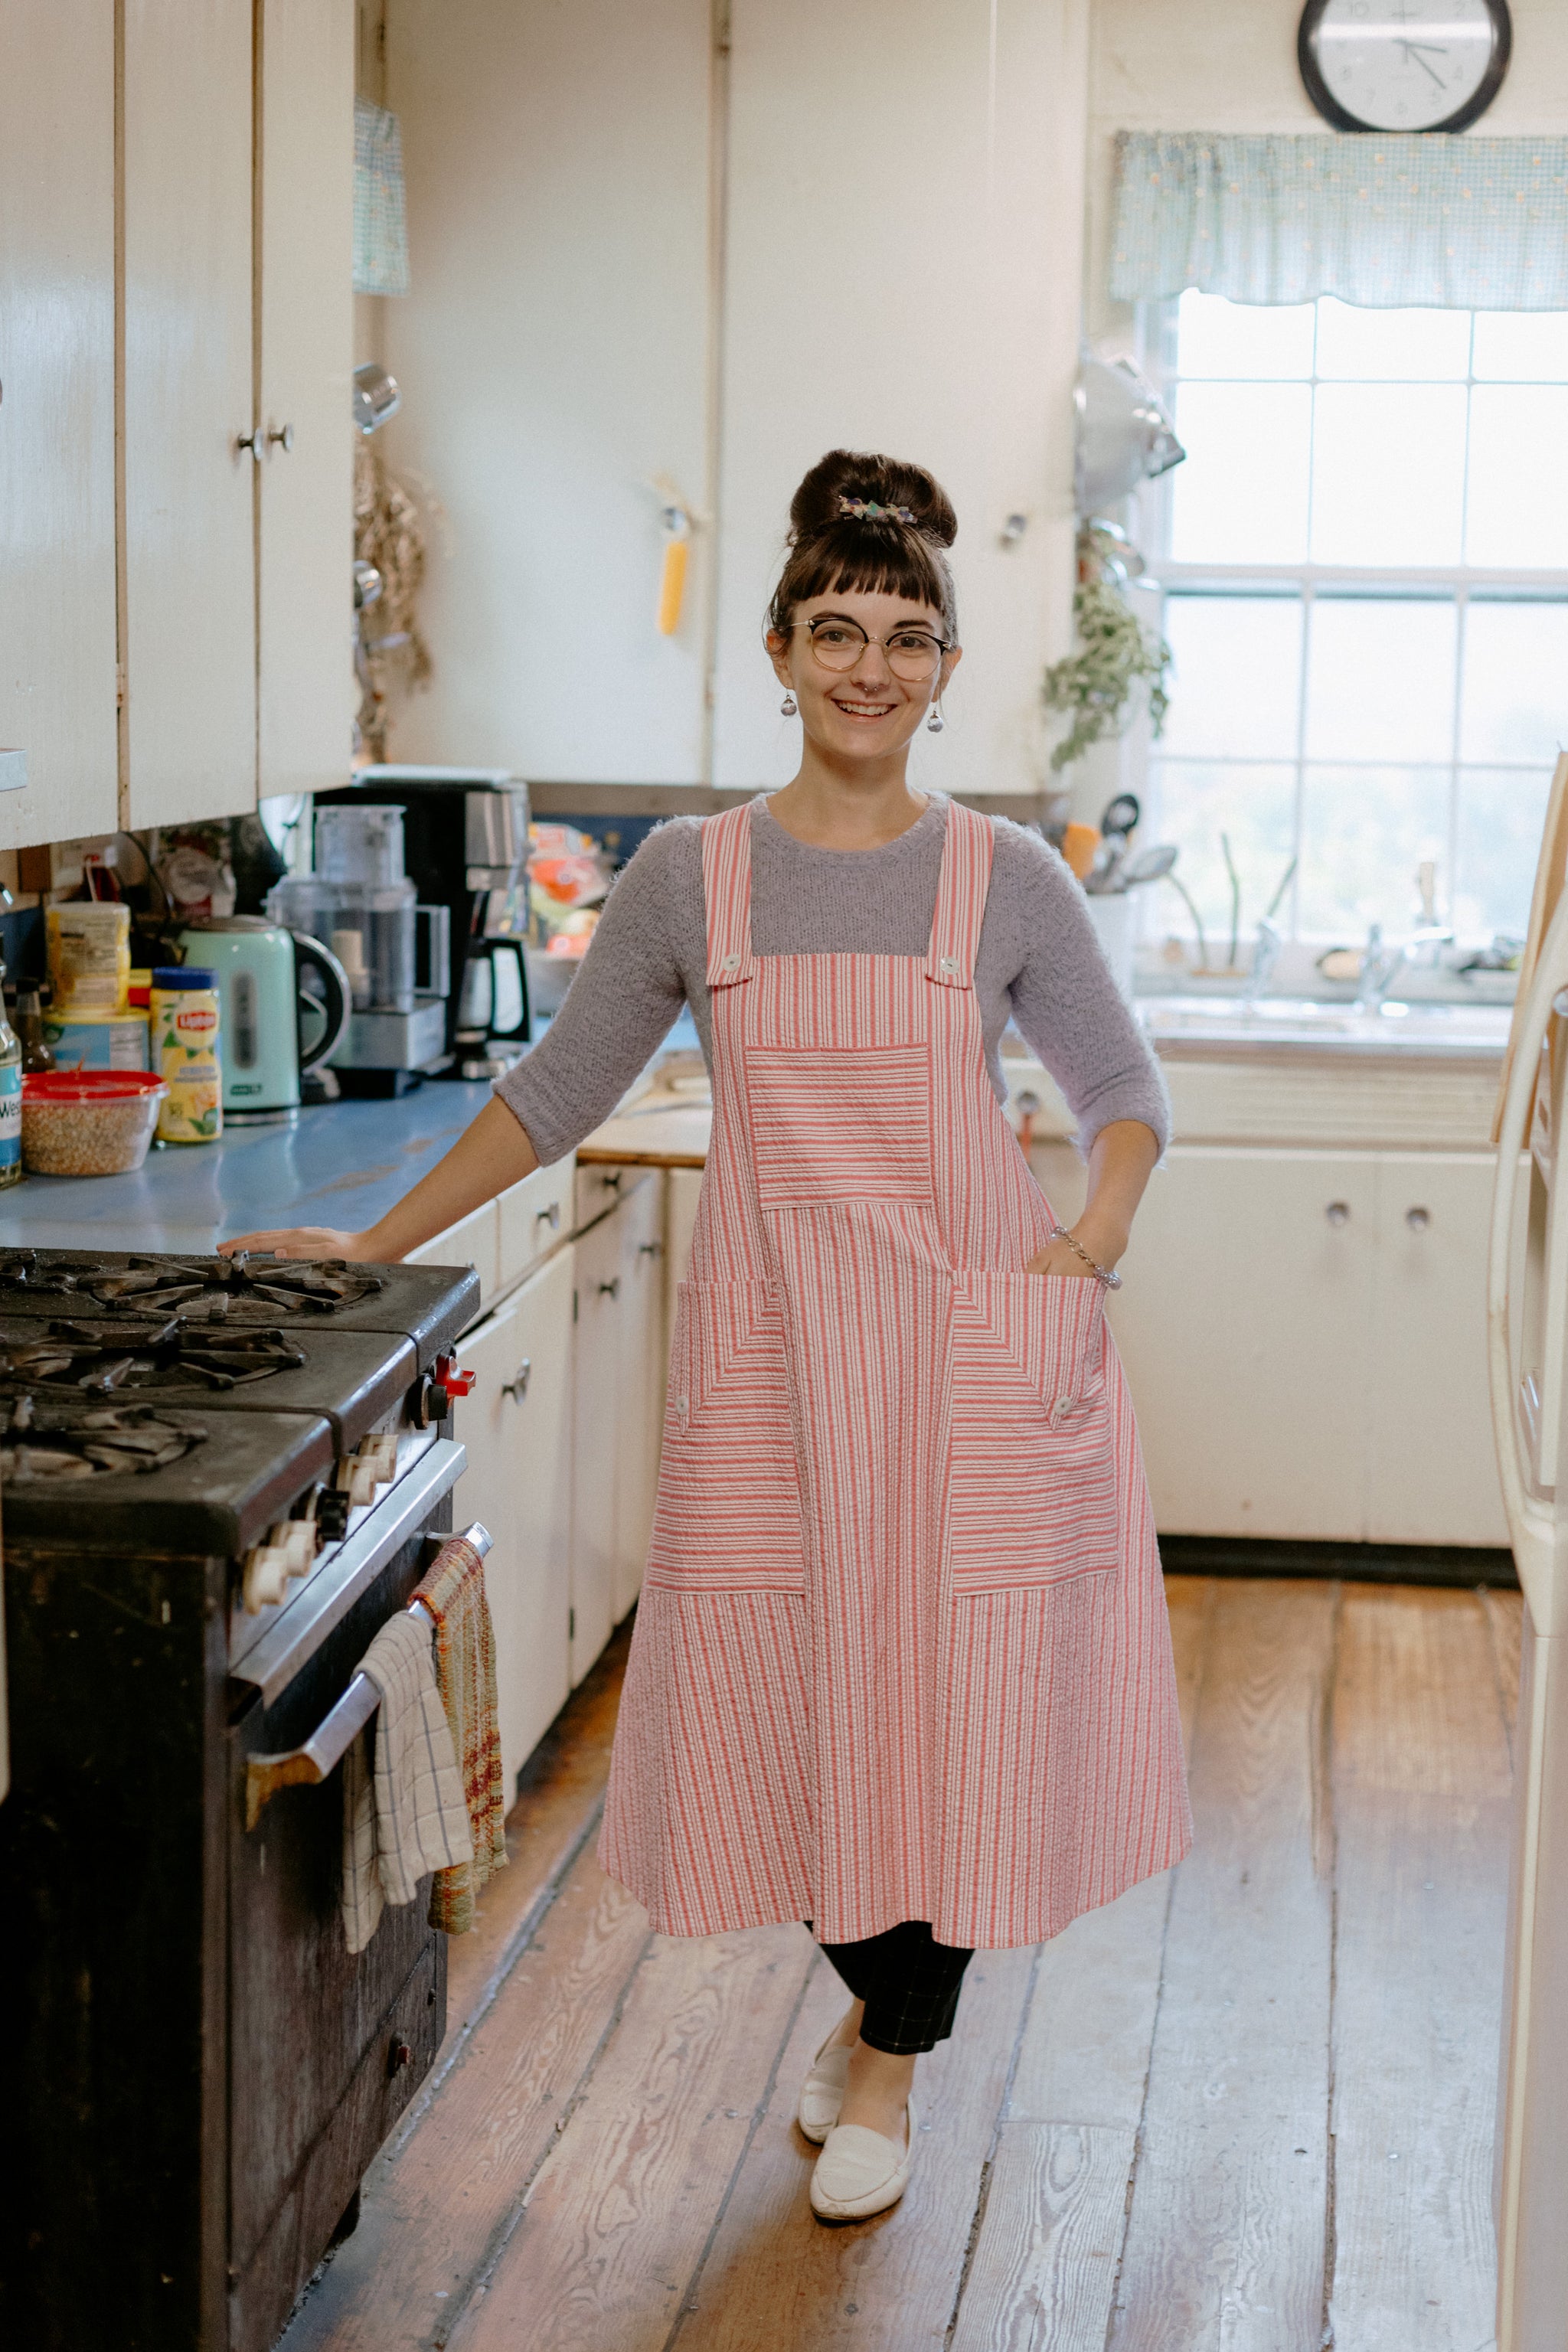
<box><xmin>665</xmin><ymin>1165</ymin><xmax>704</xmax><ymax>1293</ymax></box>
<box><xmin>256</xmin><ymin>0</ymin><xmax>356</xmax><ymax>796</ymax></box>
<box><xmin>0</xmin><ymin>0</ymin><xmax>118</xmax><ymax>849</ymax></box>
<box><xmin>122</xmin><ymin>0</ymin><xmax>256</xmax><ymax>828</ymax></box>
<box><xmin>382</xmin><ymin>0</ymin><xmax>713</xmax><ymax>783</ymax></box>
<box><xmin>570</xmin><ymin>1209</ymin><xmax>623</xmax><ymax>1683</ymax></box>
<box><xmin>403</xmin><ymin>1200</ymin><xmax>499</xmax><ymax>1319</ymax></box>
<box><xmin>714</xmin><ymin>0</ymin><xmax>1086</xmax><ymax>797</ymax></box>
<box><xmin>612</xmin><ymin>1172</ymin><xmax>668</xmax><ymax>1621</ymax></box>
<box><xmin>1366</xmin><ymin>1152</ymin><xmax>1520</xmax><ymax>1548</ymax></box>
<box><xmin>451</xmin><ymin>1246</ymin><xmax>574</xmax><ymax>1795</ymax></box>
<box><xmin>1111</xmin><ymin>1146</ymin><xmax>1377</xmax><ymax>1541</ymax></box>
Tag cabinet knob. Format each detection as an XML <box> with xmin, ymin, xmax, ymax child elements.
<box><xmin>502</xmin><ymin>1357</ymin><xmax>531</xmax><ymax>1403</ymax></box>
<box><xmin>235</xmin><ymin>430</ymin><xmax>262</xmax><ymax>462</ymax></box>
<box><xmin>267</xmin><ymin>423</ymin><xmax>295</xmax><ymax>452</ymax></box>
<box><xmin>1406</xmin><ymin>1206</ymin><xmax>1431</xmax><ymax>1232</ymax></box>
<box><xmin>639</xmin><ymin>1241</ymin><xmax>663</xmax><ymax>1258</ymax></box>
<box><xmin>599</xmin><ymin>1277</ymin><xmax>620</xmax><ymax>1299</ymax></box>
<box><xmin>1325</xmin><ymin>1200</ymin><xmax>1351</xmax><ymax>1227</ymax></box>
<box><xmin>536</xmin><ymin>1203</ymin><xmax>560</xmax><ymax>1230</ymax></box>
<box><xmin>602</xmin><ymin>1171</ymin><xmax>623</xmax><ymax>1191</ymax></box>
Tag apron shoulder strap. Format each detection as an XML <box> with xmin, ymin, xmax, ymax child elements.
<box><xmin>925</xmin><ymin>799</ymin><xmax>995</xmax><ymax>988</ymax></box>
<box><xmin>702</xmin><ymin>800</ymin><xmax>756</xmax><ymax>986</ymax></box>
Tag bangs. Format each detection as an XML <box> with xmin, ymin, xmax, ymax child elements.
<box><xmin>769</xmin><ymin>524</ymin><xmax>957</xmax><ymax>639</ymax></box>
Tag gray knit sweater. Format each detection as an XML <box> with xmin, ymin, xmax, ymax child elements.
<box><xmin>495</xmin><ymin>795</ymin><xmax>1171</xmax><ymax>1165</ymax></box>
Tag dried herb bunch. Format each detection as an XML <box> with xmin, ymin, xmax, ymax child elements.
<box><xmin>353</xmin><ymin>439</ymin><xmax>433</xmax><ymax>759</ymax></box>
<box><xmin>1042</xmin><ymin>522</ymin><xmax>1171</xmax><ymax>773</ymax></box>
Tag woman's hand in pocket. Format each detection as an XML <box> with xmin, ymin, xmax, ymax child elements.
<box><xmin>1024</xmin><ymin>1217</ymin><xmax>1128</xmax><ymax>1281</ymax></box>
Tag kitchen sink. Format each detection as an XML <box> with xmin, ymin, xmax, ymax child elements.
<box><xmin>1138</xmin><ymin>995</ymin><xmax>1514</xmax><ymax>1059</ymax></box>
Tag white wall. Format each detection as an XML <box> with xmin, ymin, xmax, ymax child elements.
<box><xmin>713</xmin><ymin>0</ymin><xmax>1090</xmax><ymax>801</ymax></box>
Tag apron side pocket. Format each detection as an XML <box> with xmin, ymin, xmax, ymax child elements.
<box><xmin>646</xmin><ymin>1280</ymin><xmax>806</xmax><ymax>1596</ymax></box>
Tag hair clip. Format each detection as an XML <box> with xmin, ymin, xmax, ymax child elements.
<box><xmin>838</xmin><ymin>495</ymin><xmax>916</xmax><ymax>524</ymax></box>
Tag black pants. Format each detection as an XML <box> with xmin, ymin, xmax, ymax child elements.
<box><xmin>805</xmin><ymin>1919</ymin><xmax>975</xmax><ymax>2054</ymax></box>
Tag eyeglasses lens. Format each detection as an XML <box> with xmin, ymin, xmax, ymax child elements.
<box><xmin>807</xmin><ymin>623</ymin><xmax>942</xmax><ymax>681</ymax></box>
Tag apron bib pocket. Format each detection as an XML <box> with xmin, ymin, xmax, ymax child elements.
<box><xmin>946</xmin><ymin>1271</ymin><xmax>1119</xmax><ymax>1592</ymax></box>
<box><xmin>645</xmin><ymin>1279</ymin><xmax>806</xmax><ymax>1594</ymax></box>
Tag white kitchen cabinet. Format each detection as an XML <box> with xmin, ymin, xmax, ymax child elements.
<box><xmin>497</xmin><ymin>1152</ymin><xmax>577</xmax><ymax>1295</ymax></box>
<box><xmin>449</xmin><ymin>1245</ymin><xmax>575</xmax><ymax>1795</ymax></box>
<box><xmin>666</xmin><ymin>1165</ymin><xmax>704</xmax><ymax>1295</ymax></box>
<box><xmin>403</xmin><ymin>1199</ymin><xmax>499</xmax><ymax>1319</ymax></box>
<box><xmin>569</xmin><ymin>1172</ymin><xmax>668</xmax><ymax>1681</ymax></box>
<box><xmin>122</xmin><ymin>0</ymin><xmax>257</xmax><ymax>830</ymax></box>
<box><xmin>0</xmin><ymin>0</ymin><xmax>119</xmax><ymax>850</ymax></box>
<box><xmin>381</xmin><ymin>0</ymin><xmax>714</xmax><ymax>783</ymax></box>
<box><xmin>713</xmin><ymin>0</ymin><xmax>1088</xmax><ymax>797</ymax></box>
<box><xmin>256</xmin><ymin>0</ymin><xmax>357</xmax><ymax>797</ymax></box>
<box><xmin>611</xmin><ymin>1173</ymin><xmax>669</xmax><ymax>1622</ymax></box>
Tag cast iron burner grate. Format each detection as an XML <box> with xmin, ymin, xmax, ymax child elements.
<box><xmin>0</xmin><ymin>1319</ymin><xmax>308</xmax><ymax>1395</ymax></box>
<box><xmin>0</xmin><ymin>1251</ymin><xmax>387</xmax><ymax>1324</ymax></box>
<box><xmin>0</xmin><ymin>1395</ymin><xmax>208</xmax><ymax>1481</ymax></box>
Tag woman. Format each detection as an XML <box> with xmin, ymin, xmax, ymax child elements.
<box><xmin>227</xmin><ymin>449</ymin><xmax>1191</xmax><ymax>2225</ymax></box>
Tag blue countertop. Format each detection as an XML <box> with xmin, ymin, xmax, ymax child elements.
<box><xmin>0</xmin><ymin>1082</ymin><xmax>498</xmax><ymax>1253</ymax></box>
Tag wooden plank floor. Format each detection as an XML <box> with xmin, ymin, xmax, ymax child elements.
<box><xmin>279</xmin><ymin>1576</ymin><xmax>1521</xmax><ymax>2352</ymax></box>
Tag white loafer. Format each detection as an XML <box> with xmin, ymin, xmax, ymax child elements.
<box><xmin>809</xmin><ymin>2096</ymin><xmax>916</xmax><ymax>2222</ymax></box>
<box><xmin>796</xmin><ymin>2017</ymin><xmax>855</xmax><ymax>2143</ymax></box>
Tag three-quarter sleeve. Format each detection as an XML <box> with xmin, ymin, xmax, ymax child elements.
<box><xmin>493</xmin><ymin>822</ymin><xmax>696</xmax><ymax>1165</ymax></box>
<box><xmin>995</xmin><ymin>824</ymin><xmax>1171</xmax><ymax>1158</ymax></box>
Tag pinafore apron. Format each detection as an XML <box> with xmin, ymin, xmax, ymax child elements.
<box><xmin>598</xmin><ymin>798</ymin><xmax>1191</xmax><ymax>1947</ymax></box>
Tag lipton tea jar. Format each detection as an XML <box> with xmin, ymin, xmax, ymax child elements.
<box><xmin>149</xmin><ymin>967</ymin><xmax>222</xmax><ymax>1144</ymax></box>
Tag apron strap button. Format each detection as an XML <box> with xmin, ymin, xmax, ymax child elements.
<box><xmin>939</xmin><ymin>955</ymin><xmax>959</xmax><ymax>975</ymax></box>
<box><xmin>722</xmin><ymin>953</ymin><xmax>740</xmax><ymax>973</ymax></box>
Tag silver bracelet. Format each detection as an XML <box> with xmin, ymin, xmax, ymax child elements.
<box><xmin>1044</xmin><ymin>1222</ymin><xmax>1123</xmax><ymax>1290</ymax></box>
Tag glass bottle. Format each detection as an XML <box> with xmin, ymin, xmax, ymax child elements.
<box><xmin>0</xmin><ymin>965</ymin><xmax>22</xmax><ymax>1187</ymax></box>
<box><xmin>12</xmin><ymin>988</ymin><xmax>54</xmax><ymax>1075</ymax></box>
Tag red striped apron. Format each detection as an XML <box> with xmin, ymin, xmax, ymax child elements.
<box><xmin>598</xmin><ymin>797</ymin><xmax>1192</xmax><ymax>1948</ymax></box>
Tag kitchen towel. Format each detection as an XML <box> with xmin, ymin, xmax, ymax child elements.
<box><xmin>415</xmin><ymin>1534</ymin><xmax>508</xmax><ymax>1935</ymax></box>
<box><xmin>341</xmin><ymin>1605</ymin><xmax>475</xmax><ymax>1955</ymax></box>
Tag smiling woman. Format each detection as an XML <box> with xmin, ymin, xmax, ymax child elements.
<box><xmin>222</xmin><ymin>446</ymin><xmax>1189</xmax><ymax>2230</ymax></box>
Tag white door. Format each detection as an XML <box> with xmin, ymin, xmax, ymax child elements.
<box><xmin>612</xmin><ymin>1173</ymin><xmax>668</xmax><ymax>1622</ymax></box>
<box><xmin>570</xmin><ymin>1208</ymin><xmax>625</xmax><ymax>1683</ymax></box>
<box><xmin>1111</xmin><ymin>1145</ymin><xmax>1377</xmax><ymax>1540</ymax></box>
<box><xmin>0</xmin><ymin>0</ymin><xmax>119</xmax><ymax>850</ymax></box>
<box><xmin>256</xmin><ymin>0</ymin><xmax>357</xmax><ymax>797</ymax></box>
<box><xmin>122</xmin><ymin>0</ymin><xmax>256</xmax><ymax>828</ymax></box>
<box><xmin>1366</xmin><ymin>1152</ymin><xmax>1517</xmax><ymax>1547</ymax></box>
<box><xmin>381</xmin><ymin>0</ymin><xmax>714</xmax><ymax>782</ymax></box>
<box><xmin>450</xmin><ymin>1245</ymin><xmax>575</xmax><ymax>1796</ymax></box>
<box><xmin>714</xmin><ymin>0</ymin><xmax>1088</xmax><ymax>797</ymax></box>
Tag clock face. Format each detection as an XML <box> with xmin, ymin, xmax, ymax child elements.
<box><xmin>1299</xmin><ymin>0</ymin><xmax>1511</xmax><ymax>133</ymax></box>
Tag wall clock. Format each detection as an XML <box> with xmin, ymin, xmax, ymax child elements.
<box><xmin>1298</xmin><ymin>0</ymin><xmax>1511</xmax><ymax>133</ymax></box>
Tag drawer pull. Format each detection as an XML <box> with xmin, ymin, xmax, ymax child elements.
<box><xmin>599</xmin><ymin>1278</ymin><xmax>620</xmax><ymax>1299</ymax></box>
<box><xmin>639</xmin><ymin>1241</ymin><xmax>664</xmax><ymax>1258</ymax></box>
<box><xmin>503</xmin><ymin>1357</ymin><xmax>532</xmax><ymax>1403</ymax></box>
<box><xmin>1406</xmin><ymin>1206</ymin><xmax>1430</xmax><ymax>1232</ymax></box>
<box><xmin>1325</xmin><ymin>1201</ymin><xmax>1350</xmax><ymax>1227</ymax></box>
<box><xmin>535</xmin><ymin>1203</ymin><xmax>560</xmax><ymax>1230</ymax></box>
<box><xmin>602</xmin><ymin>1171</ymin><xmax>623</xmax><ymax>1191</ymax></box>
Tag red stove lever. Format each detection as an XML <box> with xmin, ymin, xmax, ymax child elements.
<box><xmin>434</xmin><ymin>1353</ymin><xmax>476</xmax><ymax>1398</ymax></box>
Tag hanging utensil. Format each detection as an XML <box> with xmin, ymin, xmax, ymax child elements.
<box><xmin>1119</xmin><ymin>844</ymin><xmax>1178</xmax><ymax>888</ymax></box>
<box><xmin>1099</xmin><ymin>792</ymin><xmax>1141</xmax><ymax>842</ymax></box>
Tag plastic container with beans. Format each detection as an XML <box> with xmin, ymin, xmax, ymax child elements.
<box><xmin>21</xmin><ymin>1071</ymin><xmax>170</xmax><ymax>1177</ymax></box>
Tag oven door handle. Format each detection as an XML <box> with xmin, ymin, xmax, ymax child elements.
<box><xmin>243</xmin><ymin>1521</ymin><xmax>492</xmax><ymax>1831</ymax></box>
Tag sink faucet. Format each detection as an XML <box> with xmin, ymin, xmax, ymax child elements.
<box><xmin>1242</xmin><ymin>919</ymin><xmax>1282</xmax><ymax>1010</ymax></box>
<box><xmin>1357</xmin><ymin>920</ymin><xmax>1455</xmax><ymax>1011</ymax></box>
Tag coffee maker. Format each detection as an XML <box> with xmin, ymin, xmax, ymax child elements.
<box><xmin>314</xmin><ymin>767</ymin><xmax>532</xmax><ymax>1080</ymax></box>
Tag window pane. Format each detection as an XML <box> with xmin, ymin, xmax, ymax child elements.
<box><xmin>1170</xmin><ymin>383</ymin><xmax>1312</xmax><ymax>563</ymax></box>
<box><xmin>1298</xmin><ymin>766</ymin><xmax>1451</xmax><ymax>936</ymax></box>
<box><xmin>1313</xmin><ymin>298</ymin><xmax>1470</xmax><ymax>381</ymax></box>
<box><xmin>1465</xmin><ymin>387</ymin><xmax>1568</xmax><ymax>567</ymax></box>
<box><xmin>1148</xmin><ymin>761</ymin><xmax>1297</xmax><ymax>955</ymax></box>
<box><xmin>1311</xmin><ymin>384</ymin><xmax>1467</xmax><ymax>565</ymax></box>
<box><xmin>1472</xmin><ymin>311</ymin><xmax>1568</xmax><ymax>382</ymax></box>
<box><xmin>1454</xmin><ymin>768</ymin><xmax>1554</xmax><ymax>938</ymax></box>
<box><xmin>1460</xmin><ymin>603</ymin><xmax>1568</xmax><ymax>763</ymax></box>
<box><xmin>1305</xmin><ymin>599</ymin><xmax>1456</xmax><ymax>764</ymax></box>
<box><xmin>1175</xmin><ymin>289</ymin><xmax>1315</xmax><ymax>379</ymax></box>
<box><xmin>1160</xmin><ymin>596</ymin><xmax>1303</xmax><ymax>759</ymax></box>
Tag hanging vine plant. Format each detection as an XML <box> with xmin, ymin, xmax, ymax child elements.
<box><xmin>1042</xmin><ymin>521</ymin><xmax>1172</xmax><ymax>773</ymax></box>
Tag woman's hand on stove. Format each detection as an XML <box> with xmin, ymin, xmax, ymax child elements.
<box><xmin>218</xmin><ymin>1227</ymin><xmax>376</xmax><ymax>1263</ymax></box>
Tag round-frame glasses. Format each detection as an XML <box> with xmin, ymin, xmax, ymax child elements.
<box><xmin>793</xmin><ymin>617</ymin><xmax>950</xmax><ymax>683</ymax></box>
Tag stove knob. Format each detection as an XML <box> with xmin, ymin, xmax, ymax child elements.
<box><xmin>361</xmin><ymin>1433</ymin><xmax>400</xmax><ymax>1482</ymax></box>
<box><xmin>241</xmin><ymin>1546</ymin><xmax>291</xmax><ymax>1614</ymax></box>
<box><xmin>345</xmin><ymin>1455</ymin><xmax>380</xmax><ymax>1507</ymax></box>
<box><xmin>270</xmin><ymin>1521</ymin><xmax>318</xmax><ymax>1578</ymax></box>
<box><xmin>315</xmin><ymin>1488</ymin><xmax>353</xmax><ymax>1544</ymax></box>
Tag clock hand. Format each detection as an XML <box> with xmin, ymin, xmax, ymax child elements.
<box><xmin>1396</xmin><ymin>37</ymin><xmax>1450</xmax><ymax>88</ymax></box>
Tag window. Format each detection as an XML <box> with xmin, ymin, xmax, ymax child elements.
<box><xmin>1140</xmin><ymin>292</ymin><xmax>1568</xmax><ymax>955</ymax></box>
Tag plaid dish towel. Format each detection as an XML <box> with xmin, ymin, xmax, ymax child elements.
<box><xmin>415</xmin><ymin>1534</ymin><xmax>508</xmax><ymax>1935</ymax></box>
<box><xmin>341</xmin><ymin>1607</ymin><xmax>474</xmax><ymax>1955</ymax></box>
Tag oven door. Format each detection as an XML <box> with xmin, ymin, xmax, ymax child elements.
<box><xmin>225</xmin><ymin>1443</ymin><xmax>464</xmax><ymax>2352</ymax></box>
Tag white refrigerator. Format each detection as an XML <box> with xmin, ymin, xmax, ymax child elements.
<box><xmin>1489</xmin><ymin>886</ymin><xmax>1568</xmax><ymax>2350</ymax></box>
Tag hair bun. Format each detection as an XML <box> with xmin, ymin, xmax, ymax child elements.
<box><xmin>789</xmin><ymin>449</ymin><xmax>957</xmax><ymax>551</ymax></box>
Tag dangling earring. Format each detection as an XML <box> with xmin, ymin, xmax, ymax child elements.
<box><xmin>781</xmin><ymin>689</ymin><xmax>798</xmax><ymax>717</ymax></box>
<box><xmin>926</xmin><ymin>700</ymin><xmax>945</xmax><ymax>733</ymax></box>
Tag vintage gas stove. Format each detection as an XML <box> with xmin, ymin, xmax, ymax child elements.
<box><xmin>0</xmin><ymin>1246</ymin><xmax>482</xmax><ymax>2352</ymax></box>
